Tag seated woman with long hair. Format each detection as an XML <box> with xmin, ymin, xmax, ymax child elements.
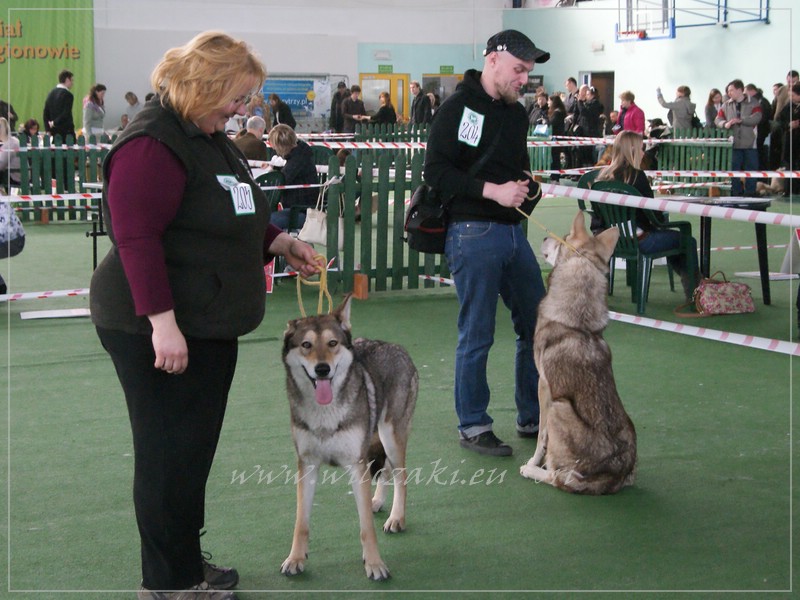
<box><xmin>595</xmin><ymin>130</ymin><xmax>699</xmax><ymax>299</ymax></box>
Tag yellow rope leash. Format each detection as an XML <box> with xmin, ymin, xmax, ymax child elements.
<box><xmin>514</xmin><ymin>206</ymin><xmax>583</xmax><ymax>256</ymax></box>
<box><xmin>296</xmin><ymin>253</ymin><xmax>333</xmax><ymax>317</ymax></box>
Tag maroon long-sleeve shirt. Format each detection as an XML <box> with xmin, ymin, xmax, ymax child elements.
<box><xmin>105</xmin><ymin>136</ymin><xmax>281</xmax><ymax>316</ymax></box>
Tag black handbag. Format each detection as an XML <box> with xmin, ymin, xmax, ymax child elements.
<box><xmin>404</xmin><ymin>185</ymin><xmax>448</xmax><ymax>254</ymax></box>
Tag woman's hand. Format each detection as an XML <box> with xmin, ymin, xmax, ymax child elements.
<box><xmin>148</xmin><ymin>310</ymin><xmax>188</xmax><ymax>374</ymax></box>
<box><xmin>269</xmin><ymin>232</ymin><xmax>325</xmax><ymax>277</ymax></box>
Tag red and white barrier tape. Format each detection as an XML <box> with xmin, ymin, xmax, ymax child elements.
<box><xmin>0</xmin><ymin>288</ymin><xmax>89</xmax><ymax>302</ymax></box>
<box><xmin>647</xmin><ymin>169</ymin><xmax>800</xmax><ymax>178</ymax></box>
<box><xmin>712</xmin><ymin>244</ymin><xmax>787</xmax><ymax>252</ymax></box>
<box><xmin>2</xmin><ymin>192</ymin><xmax>100</xmax><ymax>204</ymax></box>
<box><xmin>417</xmin><ymin>276</ymin><xmax>798</xmax><ymax>356</ymax></box>
<box><xmin>542</xmin><ymin>182</ymin><xmax>800</xmax><ymax>228</ymax></box>
<box><xmin>609</xmin><ymin>311</ymin><xmax>800</xmax><ymax>356</ymax></box>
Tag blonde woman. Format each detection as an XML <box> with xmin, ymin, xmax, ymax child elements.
<box><xmin>89</xmin><ymin>31</ymin><xmax>320</xmax><ymax>599</ymax></box>
<box><xmin>268</xmin><ymin>123</ymin><xmax>317</xmax><ymax>230</ymax></box>
<box><xmin>596</xmin><ymin>130</ymin><xmax>698</xmax><ymax>298</ymax></box>
<box><xmin>0</xmin><ymin>117</ymin><xmax>21</xmax><ymax>188</ymax></box>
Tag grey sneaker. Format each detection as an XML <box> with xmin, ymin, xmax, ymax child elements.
<box><xmin>138</xmin><ymin>581</ymin><xmax>238</xmax><ymax>600</ymax></box>
<box><xmin>459</xmin><ymin>430</ymin><xmax>513</xmax><ymax>456</ymax></box>
<box><xmin>202</xmin><ymin>556</ymin><xmax>239</xmax><ymax>590</ymax></box>
<box><xmin>516</xmin><ymin>422</ymin><xmax>539</xmax><ymax>438</ymax></box>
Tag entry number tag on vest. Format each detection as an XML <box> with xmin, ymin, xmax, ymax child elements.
<box><xmin>217</xmin><ymin>175</ymin><xmax>255</xmax><ymax>216</ymax></box>
<box><xmin>457</xmin><ymin>107</ymin><xmax>484</xmax><ymax>147</ymax></box>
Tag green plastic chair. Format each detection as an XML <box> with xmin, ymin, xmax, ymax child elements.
<box><xmin>590</xmin><ymin>179</ymin><xmax>697</xmax><ymax>314</ymax></box>
<box><xmin>256</xmin><ymin>170</ymin><xmax>303</xmax><ymax>232</ymax></box>
<box><xmin>576</xmin><ymin>168</ymin><xmax>602</xmax><ymax>213</ymax></box>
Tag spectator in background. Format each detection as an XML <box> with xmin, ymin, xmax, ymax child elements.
<box><xmin>329</xmin><ymin>81</ymin><xmax>349</xmax><ymax>133</ymax></box>
<box><xmin>656</xmin><ymin>85</ymin><xmax>696</xmax><ymax>131</ymax></box>
<box><xmin>527</xmin><ymin>92</ymin><xmax>549</xmax><ymax>128</ymax></box>
<box><xmin>363</xmin><ymin>91</ymin><xmax>397</xmax><ymax>126</ymax></box>
<box><xmin>82</xmin><ymin>83</ymin><xmax>107</xmax><ymax>137</ymax></box>
<box><xmin>575</xmin><ymin>85</ymin><xmax>604</xmax><ymax>165</ymax></box>
<box><xmin>776</xmin><ymin>82</ymin><xmax>800</xmax><ymax>195</ymax></box>
<box><xmin>704</xmin><ymin>88</ymin><xmax>723</xmax><ymax>129</ymax></box>
<box><xmin>268</xmin><ymin>124</ymin><xmax>318</xmax><ymax>231</ymax></box>
<box><xmin>547</xmin><ymin>93</ymin><xmax>567</xmax><ymax>181</ymax></box>
<box><xmin>233</xmin><ymin>115</ymin><xmax>267</xmax><ymax>161</ymax></box>
<box><xmin>0</xmin><ymin>117</ymin><xmax>21</xmax><ymax>188</ymax></box>
<box><xmin>20</xmin><ymin>118</ymin><xmax>39</xmax><ymax>140</ymax></box>
<box><xmin>596</xmin><ymin>130</ymin><xmax>699</xmax><ymax>300</ymax></box>
<box><xmin>427</xmin><ymin>92</ymin><xmax>441</xmax><ymax>117</ymax></box>
<box><xmin>608</xmin><ymin>109</ymin><xmax>620</xmax><ymax>134</ymax></box>
<box><xmin>563</xmin><ymin>76</ymin><xmax>579</xmax><ymax>124</ymax></box>
<box><xmin>246</xmin><ymin>93</ymin><xmax>265</xmax><ymax>119</ymax></box>
<box><xmin>124</xmin><ymin>91</ymin><xmax>142</xmax><ymax>122</ymax></box>
<box><xmin>0</xmin><ymin>99</ymin><xmax>17</xmax><ymax>132</ymax></box>
<box><xmin>745</xmin><ymin>83</ymin><xmax>773</xmax><ymax>171</ymax></box>
<box><xmin>341</xmin><ymin>84</ymin><xmax>366</xmax><ymax>134</ymax></box>
<box><xmin>618</xmin><ymin>90</ymin><xmax>645</xmax><ymax>134</ymax></box>
<box><xmin>715</xmin><ymin>78</ymin><xmax>763</xmax><ymax>197</ymax></box>
<box><xmin>43</xmin><ymin>69</ymin><xmax>76</xmax><ymax>139</ymax></box>
<box><xmin>409</xmin><ymin>80</ymin><xmax>432</xmax><ymax>126</ymax></box>
<box><xmin>269</xmin><ymin>93</ymin><xmax>296</xmax><ymax>130</ymax></box>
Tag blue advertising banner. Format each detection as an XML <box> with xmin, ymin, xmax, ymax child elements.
<box><xmin>262</xmin><ymin>79</ymin><xmax>316</xmax><ymax>119</ymax></box>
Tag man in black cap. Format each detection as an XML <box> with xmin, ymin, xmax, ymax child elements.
<box><xmin>329</xmin><ymin>81</ymin><xmax>350</xmax><ymax>133</ymax></box>
<box><xmin>424</xmin><ymin>29</ymin><xmax>550</xmax><ymax>456</ymax></box>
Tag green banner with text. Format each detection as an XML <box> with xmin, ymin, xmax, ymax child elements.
<box><xmin>0</xmin><ymin>0</ymin><xmax>94</xmax><ymax>135</ymax></box>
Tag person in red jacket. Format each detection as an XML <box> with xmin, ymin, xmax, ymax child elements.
<box><xmin>618</xmin><ymin>90</ymin><xmax>645</xmax><ymax>135</ymax></box>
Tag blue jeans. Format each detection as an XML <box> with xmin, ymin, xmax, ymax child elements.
<box><xmin>445</xmin><ymin>221</ymin><xmax>546</xmax><ymax>437</ymax></box>
<box><xmin>731</xmin><ymin>148</ymin><xmax>758</xmax><ymax>196</ymax></box>
<box><xmin>270</xmin><ymin>208</ymin><xmax>306</xmax><ymax>231</ymax></box>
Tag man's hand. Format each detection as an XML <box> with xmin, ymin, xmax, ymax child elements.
<box><xmin>483</xmin><ymin>180</ymin><xmax>531</xmax><ymax>208</ymax></box>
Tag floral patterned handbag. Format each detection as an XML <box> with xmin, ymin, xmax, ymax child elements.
<box><xmin>675</xmin><ymin>271</ymin><xmax>755</xmax><ymax>317</ymax></box>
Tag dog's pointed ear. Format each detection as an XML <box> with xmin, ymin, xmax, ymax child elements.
<box><xmin>282</xmin><ymin>319</ymin><xmax>299</xmax><ymax>356</ymax></box>
<box><xmin>596</xmin><ymin>226</ymin><xmax>620</xmax><ymax>262</ymax></box>
<box><xmin>570</xmin><ymin>210</ymin><xmax>589</xmax><ymax>241</ymax></box>
<box><xmin>333</xmin><ymin>293</ymin><xmax>353</xmax><ymax>332</ymax></box>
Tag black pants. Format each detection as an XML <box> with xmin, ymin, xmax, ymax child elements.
<box><xmin>96</xmin><ymin>327</ymin><xmax>238</xmax><ymax>590</ymax></box>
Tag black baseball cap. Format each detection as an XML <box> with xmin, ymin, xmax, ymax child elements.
<box><xmin>483</xmin><ymin>30</ymin><xmax>550</xmax><ymax>64</ymax></box>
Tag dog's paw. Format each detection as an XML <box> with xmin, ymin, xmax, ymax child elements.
<box><xmin>382</xmin><ymin>516</ymin><xmax>405</xmax><ymax>534</ymax></box>
<box><xmin>371</xmin><ymin>497</ymin><xmax>385</xmax><ymax>513</ymax></box>
<box><xmin>520</xmin><ymin>463</ymin><xmax>543</xmax><ymax>481</ymax></box>
<box><xmin>364</xmin><ymin>558</ymin><xmax>391</xmax><ymax>581</ymax></box>
<box><xmin>280</xmin><ymin>555</ymin><xmax>306</xmax><ymax>576</ymax></box>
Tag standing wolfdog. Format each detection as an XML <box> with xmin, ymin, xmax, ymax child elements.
<box><xmin>280</xmin><ymin>294</ymin><xmax>417</xmax><ymax>580</ymax></box>
<box><xmin>520</xmin><ymin>211</ymin><xmax>637</xmax><ymax>494</ymax></box>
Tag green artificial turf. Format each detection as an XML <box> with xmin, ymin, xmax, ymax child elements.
<box><xmin>1</xmin><ymin>196</ymin><xmax>797</xmax><ymax>598</ymax></box>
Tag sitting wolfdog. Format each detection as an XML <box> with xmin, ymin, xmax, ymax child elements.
<box><xmin>520</xmin><ymin>211</ymin><xmax>637</xmax><ymax>495</ymax></box>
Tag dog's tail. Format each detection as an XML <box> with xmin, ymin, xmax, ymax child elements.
<box><xmin>368</xmin><ymin>434</ymin><xmax>386</xmax><ymax>479</ymax></box>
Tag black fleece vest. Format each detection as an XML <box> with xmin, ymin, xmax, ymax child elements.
<box><xmin>90</xmin><ymin>100</ymin><xmax>270</xmax><ymax>339</ymax></box>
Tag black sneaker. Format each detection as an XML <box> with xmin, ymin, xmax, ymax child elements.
<box><xmin>138</xmin><ymin>580</ymin><xmax>238</xmax><ymax>600</ymax></box>
<box><xmin>459</xmin><ymin>431</ymin><xmax>512</xmax><ymax>456</ymax></box>
<box><xmin>202</xmin><ymin>556</ymin><xmax>239</xmax><ymax>590</ymax></box>
<box><xmin>516</xmin><ymin>422</ymin><xmax>539</xmax><ymax>438</ymax></box>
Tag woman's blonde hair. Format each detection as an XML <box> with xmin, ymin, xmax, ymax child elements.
<box><xmin>598</xmin><ymin>130</ymin><xmax>644</xmax><ymax>185</ymax></box>
<box><xmin>268</xmin><ymin>124</ymin><xmax>297</xmax><ymax>157</ymax></box>
<box><xmin>0</xmin><ymin>117</ymin><xmax>10</xmax><ymax>141</ymax></box>
<box><xmin>150</xmin><ymin>31</ymin><xmax>267</xmax><ymax>123</ymax></box>
<box><xmin>619</xmin><ymin>90</ymin><xmax>635</xmax><ymax>103</ymax></box>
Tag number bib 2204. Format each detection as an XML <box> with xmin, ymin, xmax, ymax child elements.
<box><xmin>457</xmin><ymin>107</ymin><xmax>484</xmax><ymax>147</ymax></box>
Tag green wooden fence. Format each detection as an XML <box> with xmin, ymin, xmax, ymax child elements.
<box><xmin>8</xmin><ymin>126</ymin><xmax>733</xmax><ymax>293</ymax></box>
<box><xmin>14</xmin><ymin>134</ymin><xmax>112</xmax><ymax>222</ymax></box>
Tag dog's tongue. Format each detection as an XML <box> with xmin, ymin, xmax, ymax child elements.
<box><xmin>315</xmin><ymin>379</ymin><xmax>333</xmax><ymax>405</ymax></box>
